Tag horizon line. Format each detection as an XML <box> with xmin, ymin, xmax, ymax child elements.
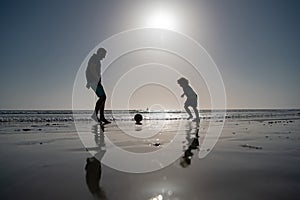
<box><xmin>0</xmin><ymin>108</ymin><xmax>300</xmax><ymax>111</ymax></box>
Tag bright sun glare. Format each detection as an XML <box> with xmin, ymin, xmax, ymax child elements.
<box><xmin>146</xmin><ymin>9</ymin><xmax>177</xmax><ymax>30</ymax></box>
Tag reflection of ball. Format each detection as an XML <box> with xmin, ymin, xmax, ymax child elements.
<box><xmin>134</xmin><ymin>114</ymin><xmax>143</xmax><ymax>124</ymax></box>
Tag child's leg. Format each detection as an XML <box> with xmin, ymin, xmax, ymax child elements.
<box><xmin>184</xmin><ymin>104</ymin><xmax>193</xmax><ymax>119</ymax></box>
<box><xmin>192</xmin><ymin>106</ymin><xmax>200</xmax><ymax>120</ymax></box>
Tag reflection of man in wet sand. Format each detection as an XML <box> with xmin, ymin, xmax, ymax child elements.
<box><xmin>177</xmin><ymin>77</ymin><xmax>200</xmax><ymax>122</ymax></box>
<box><xmin>85</xmin><ymin>157</ymin><xmax>107</xmax><ymax>199</ymax></box>
<box><xmin>84</xmin><ymin>124</ymin><xmax>107</xmax><ymax>199</ymax></box>
<box><xmin>86</xmin><ymin>47</ymin><xmax>110</xmax><ymax>124</ymax></box>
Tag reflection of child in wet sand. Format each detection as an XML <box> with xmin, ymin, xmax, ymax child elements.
<box><xmin>177</xmin><ymin>77</ymin><xmax>200</xmax><ymax>122</ymax></box>
<box><xmin>180</xmin><ymin>128</ymin><xmax>200</xmax><ymax>168</ymax></box>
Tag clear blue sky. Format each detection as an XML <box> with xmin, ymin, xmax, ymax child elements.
<box><xmin>0</xmin><ymin>0</ymin><xmax>299</xmax><ymax>109</ymax></box>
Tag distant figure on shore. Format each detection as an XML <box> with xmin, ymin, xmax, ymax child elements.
<box><xmin>86</xmin><ymin>47</ymin><xmax>110</xmax><ymax>124</ymax></box>
<box><xmin>177</xmin><ymin>77</ymin><xmax>200</xmax><ymax>122</ymax></box>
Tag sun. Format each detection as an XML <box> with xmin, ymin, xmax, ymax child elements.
<box><xmin>145</xmin><ymin>9</ymin><xmax>177</xmax><ymax>30</ymax></box>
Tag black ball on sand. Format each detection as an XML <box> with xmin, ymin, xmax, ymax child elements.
<box><xmin>134</xmin><ymin>114</ymin><xmax>143</xmax><ymax>125</ymax></box>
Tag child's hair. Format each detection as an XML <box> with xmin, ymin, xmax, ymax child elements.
<box><xmin>97</xmin><ymin>47</ymin><xmax>107</xmax><ymax>55</ymax></box>
<box><xmin>177</xmin><ymin>77</ymin><xmax>189</xmax><ymax>85</ymax></box>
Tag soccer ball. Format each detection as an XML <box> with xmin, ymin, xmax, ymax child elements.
<box><xmin>134</xmin><ymin>114</ymin><xmax>143</xmax><ymax>124</ymax></box>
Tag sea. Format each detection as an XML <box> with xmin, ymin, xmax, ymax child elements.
<box><xmin>0</xmin><ymin>109</ymin><xmax>299</xmax><ymax>123</ymax></box>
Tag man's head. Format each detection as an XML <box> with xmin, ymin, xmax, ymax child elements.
<box><xmin>97</xmin><ymin>48</ymin><xmax>107</xmax><ymax>60</ymax></box>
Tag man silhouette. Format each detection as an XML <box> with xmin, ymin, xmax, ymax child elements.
<box><xmin>86</xmin><ymin>47</ymin><xmax>110</xmax><ymax>124</ymax></box>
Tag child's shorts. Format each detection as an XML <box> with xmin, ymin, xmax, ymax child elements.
<box><xmin>185</xmin><ymin>98</ymin><xmax>198</xmax><ymax>107</ymax></box>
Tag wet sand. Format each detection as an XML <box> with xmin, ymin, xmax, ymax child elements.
<box><xmin>0</xmin><ymin>118</ymin><xmax>299</xmax><ymax>200</ymax></box>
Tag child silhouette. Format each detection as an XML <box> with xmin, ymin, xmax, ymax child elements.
<box><xmin>177</xmin><ymin>77</ymin><xmax>200</xmax><ymax>122</ymax></box>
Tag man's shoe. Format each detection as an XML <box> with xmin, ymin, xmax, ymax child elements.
<box><xmin>100</xmin><ymin>119</ymin><xmax>111</xmax><ymax>125</ymax></box>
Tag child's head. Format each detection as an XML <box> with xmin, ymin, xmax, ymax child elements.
<box><xmin>177</xmin><ymin>77</ymin><xmax>189</xmax><ymax>86</ymax></box>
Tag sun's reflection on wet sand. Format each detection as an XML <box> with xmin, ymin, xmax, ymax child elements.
<box><xmin>149</xmin><ymin>194</ymin><xmax>163</xmax><ymax>200</ymax></box>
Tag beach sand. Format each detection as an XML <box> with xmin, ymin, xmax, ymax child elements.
<box><xmin>0</xmin><ymin>118</ymin><xmax>299</xmax><ymax>200</ymax></box>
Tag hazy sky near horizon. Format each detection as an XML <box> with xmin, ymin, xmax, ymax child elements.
<box><xmin>0</xmin><ymin>0</ymin><xmax>299</xmax><ymax>109</ymax></box>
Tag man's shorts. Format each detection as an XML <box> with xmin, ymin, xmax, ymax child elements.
<box><xmin>91</xmin><ymin>82</ymin><xmax>106</xmax><ymax>97</ymax></box>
